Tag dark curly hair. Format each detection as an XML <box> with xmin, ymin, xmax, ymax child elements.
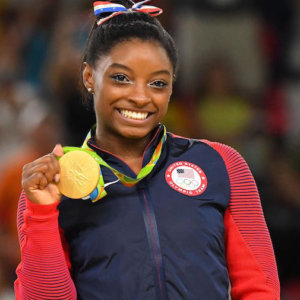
<box><xmin>81</xmin><ymin>0</ymin><xmax>178</xmax><ymax>104</ymax></box>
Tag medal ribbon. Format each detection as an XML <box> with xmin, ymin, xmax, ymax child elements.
<box><xmin>63</xmin><ymin>125</ymin><xmax>167</xmax><ymax>202</ymax></box>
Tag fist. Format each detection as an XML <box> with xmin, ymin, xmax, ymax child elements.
<box><xmin>22</xmin><ymin>144</ymin><xmax>64</xmax><ymax>205</ymax></box>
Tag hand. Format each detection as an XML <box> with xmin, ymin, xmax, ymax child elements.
<box><xmin>22</xmin><ymin>144</ymin><xmax>64</xmax><ymax>205</ymax></box>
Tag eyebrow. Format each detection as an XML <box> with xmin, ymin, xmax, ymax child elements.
<box><xmin>108</xmin><ymin>63</ymin><xmax>172</xmax><ymax>77</ymax></box>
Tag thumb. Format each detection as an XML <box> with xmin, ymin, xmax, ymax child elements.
<box><xmin>52</xmin><ymin>144</ymin><xmax>64</xmax><ymax>158</ymax></box>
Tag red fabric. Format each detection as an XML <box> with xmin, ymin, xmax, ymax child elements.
<box><xmin>204</xmin><ymin>141</ymin><xmax>280</xmax><ymax>299</ymax></box>
<box><xmin>14</xmin><ymin>192</ymin><xmax>76</xmax><ymax>299</ymax></box>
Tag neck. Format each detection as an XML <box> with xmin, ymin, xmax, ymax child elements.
<box><xmin>94</xmin><ymin>127</ymin><xmax>158</xmax><ymax>170</ymax></box>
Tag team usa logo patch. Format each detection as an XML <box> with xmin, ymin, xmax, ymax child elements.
<box><xmin>165</xmin><ymin>161</ymin><xmax>208</xmax><ymax>196</ymax></box>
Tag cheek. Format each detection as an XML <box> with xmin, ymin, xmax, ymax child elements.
<box><xmin>103</xmin><ymin>85</ymin><xmax>123</xmax><ymax>99</ymax></box>
<box><xmin>95</xmin><ymin>87</ymin><xmax>120</xmax><ymax>113</ymax></box>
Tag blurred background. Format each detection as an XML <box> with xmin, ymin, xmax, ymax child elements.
<box><xmin>0</xmin><ymin>0</ymin><xmax>299</xmax><ymax>299</ymax></box>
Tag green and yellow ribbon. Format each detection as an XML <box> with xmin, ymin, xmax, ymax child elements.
<box><xmin>63</xmin><ymin>125</ymin><xmax>166</xmax><ymax>202</ymax></box>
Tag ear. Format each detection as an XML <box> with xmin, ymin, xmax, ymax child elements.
<box><xmin>82</xmin><ymin>62</ymin><xmax>95</xmax><ymax>91</ymax></box>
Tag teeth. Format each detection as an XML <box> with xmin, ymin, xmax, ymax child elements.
<box><xmin>120</xmin><ymin>109</ymin><xmax>149</xmax><ymax>120</ymax></box>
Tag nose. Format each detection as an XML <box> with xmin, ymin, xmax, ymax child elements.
<box><xmin>128</xmin><ymin>81</ymin><xmax>151</xmax><ymax>107</ymax></box>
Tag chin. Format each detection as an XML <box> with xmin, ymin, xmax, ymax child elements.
<box><xmin>119</xmin><ymin>126</ymin><xmax>154</xmax><ymax>140</ymax></box>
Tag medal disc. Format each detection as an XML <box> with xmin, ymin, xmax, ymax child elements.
<box><xmin>58</xmin><ymin>150</ymin><xmax>100</xmax><ymax>199</ymax></box>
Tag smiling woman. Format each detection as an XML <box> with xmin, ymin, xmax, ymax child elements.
<box><xmin>15</xmin><ymin>1</ymin><xmax>280</xmax><ymax>299</ymax></box>
<box><xmin>83</xmin><ymin>39</ymin><xmax>173</xmax><ymax>174</ymax></box>
<box><xmin>84</xmin><ymin>39</ymin><xmax>172</xmax><ymax>169</ymax></box>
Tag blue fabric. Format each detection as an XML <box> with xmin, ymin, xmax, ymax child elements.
<box><xmin>94</xmin><ymin>6</ymin><xmax>127</xmax><ymax>17</ymax></box>
<box><xmin>58</xmin><ymin>132</ymin><xmax>230</xmax><ymax>299</ymax></box>
<box><xmin>138</xmin><ymin>182</ymin><xmax>168</xmax><ymax>300</ymax></box>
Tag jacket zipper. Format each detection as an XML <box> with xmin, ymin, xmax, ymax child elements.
<box><xmin>138</xmin><ymin>184</ymin><xmax>168</xmax><ymax>300</ymax></box>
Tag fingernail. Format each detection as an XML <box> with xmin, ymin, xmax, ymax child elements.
<box><xmin>54</xmin><ymin>174</ymin><xmax>60</xmax><ymax>183</ymax></box>
<box><xmin>53</xmin><ymin>144</ymin><xmax>64</xmax><ymax>157</ymax></box>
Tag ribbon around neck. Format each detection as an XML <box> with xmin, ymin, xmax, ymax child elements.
<box><xmin>93</xmin><ymin>0</ymin><xmax>163</xmax><ymax>26</ymax></box>
<box><xmin>62</xmin><ymin>125</ymin><xmax>167</xmax><ymax>202</ymax></box>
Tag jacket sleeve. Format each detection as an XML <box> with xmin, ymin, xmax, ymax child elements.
<box><xmin>204</xmin><ymin>141</ymin><xmax>280</xmax><ymax>300</ymax></box>
<box><xmin>14</xmin><ymin>191</ymin><xmax>77</xmax><ymax>299</ymax></box>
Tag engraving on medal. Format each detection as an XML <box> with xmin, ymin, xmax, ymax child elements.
<box><xmin>58</xmin><ymin>151</ymin><xmax>100</xmax><ymax>199</ymax></box>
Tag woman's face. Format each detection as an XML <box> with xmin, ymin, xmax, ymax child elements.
<box><xmin>83</xmin><ymin>38</ymin><xmax>173</xmax><ymax>140</ymax></box>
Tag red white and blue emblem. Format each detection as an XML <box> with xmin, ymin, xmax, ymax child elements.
<box><xmin>165</xmin><ymin>161</ymin><xmax>207</xmax><ymax>196</ymax></box>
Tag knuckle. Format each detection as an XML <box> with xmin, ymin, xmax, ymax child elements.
<box><xmin>22</xmin><ymin>163</ymin><xmax>31</xmax><ymax>173</ymax></box>
<box><xmin>47</xmin><ymin>154</ymin><xmax>55</xmax><ymax>161</ymax></box>
<box><xmin>36</xmin><ymin>172</ymin><xmax>44</xmax><ymax>179</ymax></box>
<box><xmin>42</xmin><ymin>163</ymin><xmax>49</xmax><ymax>171</ymax></box>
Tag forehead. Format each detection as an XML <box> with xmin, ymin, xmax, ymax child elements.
<box><xmin>96</xmin><ymin>38</ymin><xmax>173</xmax><ymax>73</ymax></box>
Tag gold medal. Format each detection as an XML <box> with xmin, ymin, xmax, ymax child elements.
<box><xmin>57</xmin><ymin>150</ymin><xmax>100</xmax><ymax>199</ymax></box>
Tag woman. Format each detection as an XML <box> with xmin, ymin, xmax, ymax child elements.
<box><xmin>15</xmin><ymin>0</ymin><xmax>280</xmax><ymax>299</ymax></box>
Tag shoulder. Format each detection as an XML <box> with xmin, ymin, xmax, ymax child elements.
<box><xmin>201</xmin><ymin>140</ymin><xmax>255</xmax><ymax>187</ymax></box>
<box><xmin>201</xmin><ymin>140</ymin><xmax>247</xmax><ymax>167</ymax></box>
<box><xmin>168</xmin><ymin>132</ymin><xmax>245</xmax><ymax>163</ymax></box>
<box><xmin>168</xmin><ymin>133</ymin><xmax>252</xmax><ymax>178</ymax></box>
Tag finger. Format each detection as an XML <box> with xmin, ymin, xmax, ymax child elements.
<box><xmin>22</xmin><ymin>162</ymin><xmax>45</xmax><ymax>180</ymax></box>
<box><xmin>25</xmin><ymin>153</ymin><xmax>55</xmax><ymax>168</ymax></box>
<box><xmin>27</xmin><ymin>153</ymin><xmax>60</xmax><ymax>173</ymax></box>
<box><xmin>24</xmin><ymin>159</ymin><xmax>56</xmax><ymax>177</ymax></box>
<box><xmin>52</xmin><ymin>144</ymin><xmax>64</xmax><ymax>158</ymax></box>
<box><xmin>49</xmin><ymin>153</ymin><xmax>61</xmax><ymax>183</ymax></box>
<box><xmin>49</xmin><ymin>152</ymin><xmax>60</xmax><ymax>174</ymax></box>
<box><xmin>23</xmin><ymin>149</ymin><xmax>61</xmax><ymax>173</ymax></box>
<box><xmin>25</xmin><ymin>163</ymin><xmax>51</xmax><ymax>176</ymax></box>
<box><xmin>38</xmin><ymin>174</ymin><xmax>49</xmax><ymax>190</ymax></box>
<box><xmin>24</xmin><ymin>156</ymin><xmax>60</xmax><ymax>184</ymax></box>
<box><xmin>54</xmin><ymin>173</ymin><xmax>60</xmax><ymax>183</ymax></box>
<box><xmin>43</xmin><ymin>156</ymin><xmax>60</xmax><ymax>184</ymax></box>
<box><xmin>30</xmin><ymin>164</ymin><xmax>56</xmax><ymax>184</ymax></box>
<box><xmin>23</xmin><ymin>172</ymin><xmax>49</xmax><ymax>191</ymax></box>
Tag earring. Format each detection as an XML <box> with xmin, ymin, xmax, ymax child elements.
<box><xmin>87</xmin><ymin>88</ymin><xmax>94</xmax><ymax>94</ymax></box>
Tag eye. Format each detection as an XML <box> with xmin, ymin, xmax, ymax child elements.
<box><xmin>110</xmin><ymin>74</ymin><xmax>131</xmax><ymax>83</ymax></box>
<box><xmin>149</xmin><ymin>80</ymin><xmax>168</xmax><ymax>89</ymax></box>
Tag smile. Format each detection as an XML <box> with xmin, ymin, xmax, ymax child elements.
<box><xmin>119</xmin><ymin>109</ymin><xmax>150</xmax><ymax>121</ymax></box>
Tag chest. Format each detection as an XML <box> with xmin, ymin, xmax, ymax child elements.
<box><xmin>58</xmin><ymin>143</ymin><xmax>231</xmax><ymax>298</ymax></box>
<box><xmin>58</xmin><ymin>143</ymin><xmax>230</xmax><ymax>260</ymax></box>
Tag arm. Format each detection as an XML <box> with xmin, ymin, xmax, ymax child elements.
<box><xmin>204</xmin><ymin>141</ymin><xmax>280</xmax><ymax>299</ymax></box>
<box><xmin>15</xmin><ymin>191</ymin><xmax>76</xmax><ymax>300</ymax></box>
